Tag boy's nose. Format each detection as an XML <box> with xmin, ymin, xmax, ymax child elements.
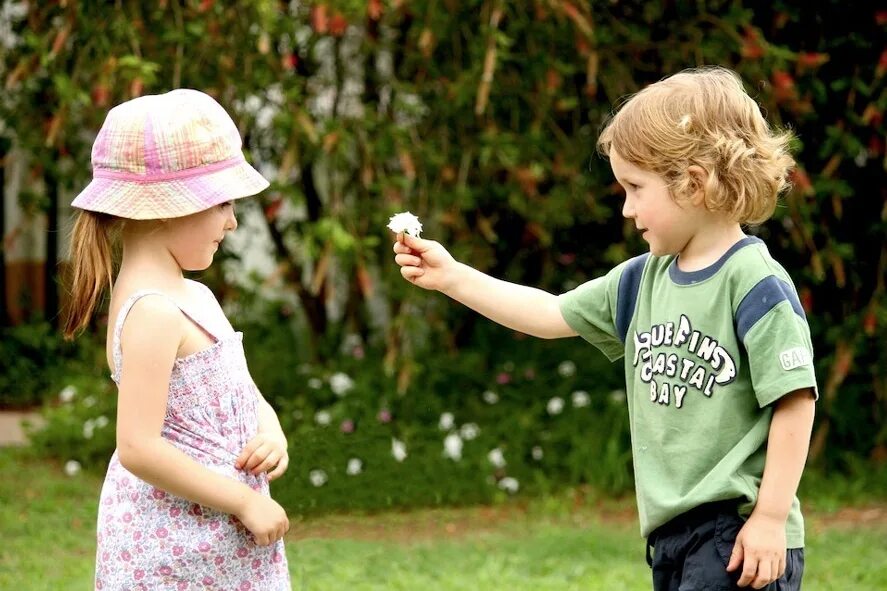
<box><xmin>621</xmin><ymin>199</ymin><xmax>635</xmax><ymax>219</ymax></box>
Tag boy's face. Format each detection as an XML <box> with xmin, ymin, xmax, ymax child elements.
<box><xmin>610</xmin><ymin>150</ymin><xmax>700</xmax><ymax>257</ymax></box>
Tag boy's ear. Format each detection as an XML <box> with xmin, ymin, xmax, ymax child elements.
<box><xmin>687</xmin><ymin>165</ymin><xmax>708</xmax><ymax>206</ymax></box>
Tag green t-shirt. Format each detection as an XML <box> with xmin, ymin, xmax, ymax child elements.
<box><xmin>558</xmin><ymin>236</ymin><xmax>818</xmax><ymax>547</ymax></box>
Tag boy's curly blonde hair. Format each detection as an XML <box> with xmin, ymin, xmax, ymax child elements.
<box><xmin>597</xmin><ymin>66</ymin><xmax>795</xmax><ymax>225</ymax></box>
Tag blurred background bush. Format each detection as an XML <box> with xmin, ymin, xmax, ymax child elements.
<box><xmin>1</xmin><ymin>1</ymin><xmax>884</xmax><ymax>512</ymax></box>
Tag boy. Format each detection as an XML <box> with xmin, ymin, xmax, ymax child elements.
<box><xmin>393</xmin><ymin>67</ymin><xmax>817</xmax><ymax>590</ymax></box>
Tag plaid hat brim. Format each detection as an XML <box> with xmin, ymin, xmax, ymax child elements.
<box><xmin>71</xmin><ymin>158</ymin><xmax>269</xmax><ymax>220</ymax></box>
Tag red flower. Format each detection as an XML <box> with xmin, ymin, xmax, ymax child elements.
<box><xmin>329</xmin><ymin>13</ymin><xmax>348</xmax><ymax>37</ymax></box>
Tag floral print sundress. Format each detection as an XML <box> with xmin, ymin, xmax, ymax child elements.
<box><xmin>94</xmin><ymin>286</ymin><xmax>290</xmax><ymax>590</ymax></box>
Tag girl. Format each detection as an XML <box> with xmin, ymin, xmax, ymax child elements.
<box><xmin>64</xmin><ymin>89</ymin><xmax>291</xmax><ymax>590</ymax></box>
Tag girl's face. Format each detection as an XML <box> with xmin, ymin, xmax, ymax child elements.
<box><xmin>164</xmin><ymin>202</ymin><xmax>238</xmax><ymax>271</ymax></box>
<box><xmin>609</xmin><ymin>150</ymin><xmax>701</xmax><ymax>257</ymax></box>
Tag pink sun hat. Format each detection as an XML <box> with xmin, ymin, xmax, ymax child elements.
<box><xmin>71</xmin><ymin>89</ymin><xmax>269</xmax><ymax>220</ymax></box>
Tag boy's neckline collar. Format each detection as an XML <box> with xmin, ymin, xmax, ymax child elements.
<box><xmin>668</xmin><ymin>235</ymin><xmax>762</xmax><ymax>285</ymax></box>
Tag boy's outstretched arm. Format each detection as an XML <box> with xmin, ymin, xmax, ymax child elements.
<box><xmin>393</xmin><ymin>233</ymin><xmax>577</xmax><ymax>339</ymax></box>
<box><xmin>727</xmin><ymin>388</ymin><xmax>816</xmax><ymax>589</ymax></box>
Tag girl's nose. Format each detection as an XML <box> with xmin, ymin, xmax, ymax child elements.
<box><xmin>226</xmin><ymin>209</ymin><xmax>238</xmax><ymax>231</ymax></box>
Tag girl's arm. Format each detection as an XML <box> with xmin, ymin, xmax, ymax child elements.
<box><xmin>726</xmin><ymin>388</ymin><xmax>816</xmax><ymax>587</ymax></box>
<box><xmin>115</xmin><ymin>296</ymin><xmax>288</xmax><ymax>545</ymax></box>
<box><xmin>394</xmin><ymin>233</ymin><xmax>577</xmax><ymax>339</ymax></box>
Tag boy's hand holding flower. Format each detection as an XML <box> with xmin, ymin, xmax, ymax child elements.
<box><xmin>389</xmin><ymin>213</ymin><xmax>458</xmax><ymax>293</ymax></box>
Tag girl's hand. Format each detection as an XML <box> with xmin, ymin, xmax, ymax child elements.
<box><xmin>236</xmin><ymin>493</ymin><xmax>289</xmax><ymax>546</ymax></box>
<box><xmin>236</xmin><ymin>432</ymin><xmax>289</xmax><ymax>481</ymax></box>
<box><xmin>393</xmin><ymin>233</ymin><xmax>458</xmax><ymax>292</ymax></box>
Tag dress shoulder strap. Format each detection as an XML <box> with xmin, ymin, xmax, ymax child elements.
<box><xmin>111</xmin><ymin>290</ymin><xmax>166</xmax><ymax>384</ymax></box>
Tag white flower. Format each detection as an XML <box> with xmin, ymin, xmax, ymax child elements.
<box><xmin>94</xmin><ymin>415</ymin><xmax>110</xmax><ymax>429</ymax></box>
<box><xmin>482</xmin><ymin>390</ymin><xmax>499</xmax><ymax>405</ymax></box>
<box><xmin>64</xmin><ymin>460</ymin><xmax>81</xmax><ymax>476</ymax></box>
<box><xmin>557</xmin><ymin>360</ymin><xmax>577</xmax><ymax>378</ymax></box>
<box><xmin>391</xmin><ymin>438</ymin><xmax>408</xmax><ymax>462</ymax></box>
<box><xmin>58</xmin><ymin>385</ymin><xmax>77</xmax><ymax>403</ymax></box>
<box><xmin>571</xmin><ymin>390</ymin><xmax>590</xmax><ymax>408</ymax></box>
<box><xmin>487</xmin><ymin>447</ymin><xmax>506</xmax><ymax>468</ymax></box>
<box><xmin>609</xmin><ymin>389</ymin><xmax>626</xmax><ymax>404</ymax></box>
<box><xmin>82</xmin><ymin>419</ymin><xmax>95</xmax><ymax>439</ymax></box>
<box><xmin>438</xmin><ymin>412</ymin><xmax>455</xmax><ymax>431</ymax></box>
<box><xmin>459</xmin><ymin>423</ymin><xmax>480</xmax><ymax>441</ymax></box>
<box><xmin>314</xmin><ymin>410</ymin><xmax>331</xmax><ymax>426</ymax></box>
<box><xmin>83</xmin><ymin>396</ymin><xmax>96</xmax><ymax>408</ymax></box>
<box><xmin>547</xmin><ymin>396</ymin><xmax>564</xmax><ymax>415</ymax></box>
<box><xmin>346</xmin><ymin>458</ymin><xmax>363</xmax><ymax>476</ymax></box>
<box><xmin>531</xmin><ymin>445</ymin><xmax>544</xmax><ymax>461</ymax></box>
<box><xmin>329</xmin><ymin>372</ymin><xmax>354</xmax><ymax>396</ymax></box>
<box><xmin>309</xmin><ymin>469</ymin><xmax>328</xmax><ymax>487</ymax></box>
<box><xmin>387</xmin><ymin>211</ymin><xmax>423</xmax><ymax>237</ymax></box>
<box><xmin>442</xmin><ymin>433</ymin><xmax>463</xmax><ymax>461</ymax></box>
<box><xmin>308</xmin><ymin>378</ymin><xmax>323</xmax><ymax>390</ymax></box>
<box><xmin>498</xmin><ymin>477</ymin><xmax>519</xmax><ymax>494</ymax></box>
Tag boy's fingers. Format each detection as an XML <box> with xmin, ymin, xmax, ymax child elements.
<box><xmin>751</xmin><ymin>560</ymin><xmax>771</xmax><ymax>589</ymax></box>
<box><xmin>726</xmin><ymin>543</ymin><xmax>743</xmax><ymax>572</ymax></box>
<box><xmin>402</xmin><ymin>233</ymin><xmax>431</xmax><ymax>252</ymax></box>
<box><xmin>401</xmin><ymin>267</ymin><xmax>425</xmax><ymax>281</ymax></box>
<box><xmin>738</xmin><ymin>555</ymin><xmax>758</xmax><ymax>587</ymax></box>
<box><xmin>395</xmin><ymin>254</ymin><xmax>421</xmax><ymax>267</ymax></box>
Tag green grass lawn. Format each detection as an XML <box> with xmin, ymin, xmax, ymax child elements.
<box><xmin>2</xmin><ymin>447</ymin><xmax>886</xmax><ymax>590</ymax></box>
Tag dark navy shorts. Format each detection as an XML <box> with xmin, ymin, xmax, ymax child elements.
<box><xmin>646</xmin><ymin>500</ymin><xmax>805</xmax><ymax>591</ymax></box>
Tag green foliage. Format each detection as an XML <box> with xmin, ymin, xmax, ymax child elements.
<box><xmin>0</xmin><ymin>322</ymin><xmax>100</xmax><ymax>408</ymax></box>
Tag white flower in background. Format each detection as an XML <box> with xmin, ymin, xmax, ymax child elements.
<box><xmin>459</xmin><ymin>423</ymin><xmax>480</xmax><ymax>441</ymax></box>
<box><xmin>346</xmin><ymin>458</ymin><xmax>363</xmax><ymax>476</ymax></box>
<box><xmin>329</xmin><ymin>372</ymin><xmax>354</xmax><ymax>397</ymax></box>
<box><xmin>442</xmin><ymin>433</ymin><xmax>463</xmax><ymax>461</ymax></box>
<box><xmin>571</xmin><ymin>390</ymin><xmax>590</xmax><ymax>408</ymax></box>
<box><xmin>309</xmin><ymin>469</ymin><xmax>328</xmax><ymax>487</ymax></box>
<box><xmin>83</xmin><ymin>396</ymin><xmax>96</xmax><ymax>408</ymax></box>
<box><xmin>243</xmin><ymin>95</ymin><xmax>262</xmax><ymax>114</ymax></box>
<box><xmin>314</xmin><ymin>410</ymin><xmax>331</xmax><ymax>426</ymax></box>
<box><xmin>609</xmin><ymin>389</ymin><xmax>626</xmax><ymax>404</ymax></box>
<box><xmin>82</xmin><ymin>419</ymin><xmax>95</xmax><ymax>439</ymax></box>
<box><xmin>498</xmin><ymin>477</ymin><xmax>519</xmax><ymax>494</ymax></box>
<box><xmin>387</xmin><ymin>211</ymin><xmax>423</xmax><ymax>237</ymax></box>
<box><xmin>64</xmin><ymin>460</ymin><xmax>81</xmax><ymax>477</ymax></box>
<box><xmin>487</xmin><ymin>447</ymin><xmax>506</xmax><ymax>468</ymax></box>
<box><xmin>557</xmin><ymin>360</ymin><xmax>577</xmax><ymax>378</ymax></box>
<box><xmin>58</xmin><ymin>385</ymin><xmax>77</xmax><ymax>403</ymax></box>
<box><xmin>547</xmin><ymin>396</ymin><xmax>565</xmax><ymax>416</ymax></box>
<box><xmin>308</xmin><ymin>378</ymin><xmax>323</xmax><ymax>390</ymax></box>
<box><xmin>482</xmin><ymin>390</ymin><xmax>499</xmax><ymax>405</ymax></box>
<box><xmin>391</xmin><ymin>438</ymin><xmax>408</xmax><ymax>462</ymax></box>
<box><xmin>531</xmin><ymin>446</ymin><xmax>544</xmax><ymax>461</ymax></box>
<box><xmin>94</xmin><ymin>415</ymin><xmax>110</xmax><ymax>429</ymax></box>
<box><xmin>438</xmin><ymin>412</ymin><xmax>455</xmax><ymax>431</ymax></box>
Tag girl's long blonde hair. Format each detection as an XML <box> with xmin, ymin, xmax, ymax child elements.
<box><xmin>63</xmin><ymin>211</ymin><xmax>119</xmax><ymax>339</ymax></box>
